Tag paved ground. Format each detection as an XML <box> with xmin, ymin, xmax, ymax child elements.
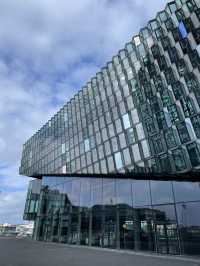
<box><xmin>0</xmin><ymin>237</ymin><xmax>200</xmax><ymax>266</ymax></box>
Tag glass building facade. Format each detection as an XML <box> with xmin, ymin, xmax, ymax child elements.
<box><xmin>20</xmin><ymin>0</ymin><xmax>200</xmax><ymax>257</ymax></box>
<box><xmin>27</xmin><ymin>177</ymin><xmax>200</xmax><ymax>256</ymax></box>
<box><xmin>20</xmin><ymin>0</ymin><xmax>200</xmax><ymax>177</ymax></box>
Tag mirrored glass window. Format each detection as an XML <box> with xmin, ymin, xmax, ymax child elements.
<box><xmin>122</xmin><ymin>113</ymin><xmax>131</xmax><ymax>129</ymax></box>
<box><xmin>114</xmin><ymin>152</ymin><xmax>123</xmax><ymax>170</ymax></box>
<box><xmin>131</xmin><ymin>144</ymin><xmax>141</xmax><ymax>162</ymax></box>
<box><xmin>136</xmin><ymin>123</ymin><xmax>145</xmax><ymax>140</ymax></box>
<box><xmin>84</xmin><ymin>139</ymin><xmax>90</xmax><ymax>152</ymax></box>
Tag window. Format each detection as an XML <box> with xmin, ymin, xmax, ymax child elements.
<box><xmin>159</xmin><ymin>11</ymin><xmax>168</xmax><ymax>22</ymax></box>
<box><xmin>186</xmin><ymin>0</ymin><xmax>198</xmax><ymax>12</ymax></box>
<box><xmin>126</xmin><ymin>128</ymin><xmax>136</xmax><ymax>144</ymax></box>
<box><xmin>168</xmin><ymin>2</ymin><xmax>177</xmax><ymax>13</ymax></box>
<box><xmin>146</xmin><ymin>36</ymin><xmax>154</xmax><ymax>48</ymax></box>
<box><xmin>133</xmin><ymin>88</ymin><xmax>145</xmax><ymax>106</ymax></box>
<box><xmin>136</xmin><ymin>123</ymin><xmax>145</xmax><ymax>140</ymax></box>
<box><xmin>141</xmin><ymin>140</ymin><xmax>150</xmax><ymax>158</ymax></box>
<box><xmin>176</xmin><ymin>8</ymin><xmax>185</xmax><ymax>22</ymax></box>
<box><xmin>150</xmin><ymin>20</ymin><xmax>159</xmax><ymax>31</ymax></box>
<box><xmin>188</xmin><ymin>49</ymin><xmax>200</xmax><ymax>69</ymax></box>
<box><xmin>104</xmin><ymin>141</ymin><xmax>111</xmax><ymax>156</ymax></box>
<box><xmin>155</xmin><ymin>27</ymin><xmax>164</xmax><ymax>40</ymax></box>
<box><xmin>100</xmin><ymin>159</ymin><xmax>107</xmax><ymax>174</ymax></box>
<box><xmin>107</xmin><ymin>156</ymin><xmax>115</xmax><ymax>172</ymax></box>
<box><xmin>101</xmin><ymin>127</ymin><xmax>108</xmax><ymax>142</ymax></box>
<box><xmin>123</xmin><ymin>84</ymin><xmax>130</xmax><ymax>97</ymax></box>
<box><xmin>119</xmin><ymin>133</ymin><xmax>127</xmax><ymax>149</ymax></box>
<box><xmin>177</xmin><ymin>122</ymin><xmax>190</xmax><ymax>143</ymax></box>
<box><xmin>161</xmin><ymin>90</ymin><xmax>173</xmax><ymax>107</ymax></box>
<box><xmin>123</xmin><ymin>148</ymin><xmax>132</xmax><ymax>166</ymax></box>
<box><xmin>168</xmin><ymin>105</ymin><xmax>180</xmax><ymax>122</ymax></box>
<box><xmin>157</xmin><ymin>55</ymin><xmax>167</xmax><ymax>72</ymax></box>
<box><xmin>131</xmin><ymin>109</ymin><xmax>139</xmax><ymax>124</ymax></box>
<box><xmin>168</xmin><ymin>47</ymin><xmax>179</xmax><ymax>64</ymax></box>
<box><xmin>134</xmin><ymin>36</ymin><xmax>141</xmax><ymax>46</ymax></box>
<box><xmin>145</xmin><ymin>117</ymin><xmax>157</xmax><ymax>135</ymax></box>
<box><xmin>115</xmin><ymin>119</ymin><xmax>122</xmax><ymax>134</ymax></box>
<box><xmin>191</xmin><ymin>115</ymin><xmax>200</xmax><ymax>138</ymax></box>
<box><xmin>131</xmin><ymin>144</ymin><xmax>141</xmax><ymax>162</ymax></box>
<box><xmin>179</xmin><ymin>21</ymin><xmax>188</xmax><ymax>39</ymax></box>
<box><xmin>126</xmin><ymin>95</ymin><xmax>134</xmax><ymax>110</ymax></box>
<box><xmin>111</xmin><ymin>137</ymin><xmax>119</xmax><ymax>152</ymax></box>
<box><xmin>150</xmin><ymin>134</ymin><xmax>165</xmax><ymax>155</ymax></box>
<box><xmin>165</xmin><ymin>128</ymin><xmax>178</xmax><ymax>149</ymax></box>
<box><xmin>171</xmin><ymin>81</ymin><xmax>185</xmax><ymax>100</ymax></box>
<box><xmin>108</xmin><ymin>123</ymin><xmax>115</xmax><ymax>138</ymax></box>
<box><xmin>62</xmin><ymin>165</ymin><xmax>66</xmax><ymax>174</ymax></box>
<box><xmin>84</xmin><ymin>139</ymin><xmax>90</xmax><ymax>152</ymax></box>
<box><xmin>122</xmin><ymin>58</ymin><xmax>130</xmax><ymax>68</ymax></box>
<box><xmin>156</xmin><ymin>111</ymin><xmax>168</xmax><ymax>130</ymax></box>
<box><xmin>192</xmin><ymin>27</ymin><xmax>200</xmax><ymax>45</ymax></box>
<box><xmin>180</xmin><ymin>38</ymin><xmax>191</xmax><ymax>54</ymax></box>
<box><xmin>165</xmin><ymin>18</ymin><xmax>175</xmax><ymax>31</ymax></box>
<box><xmin>161</xmin><ymin>37</ymin><xmax>171</xmax><ymax>51</ymax></box>
<box><xmin>114</xmin><ymin>152</ymin><xmax>123</xmax><ymax>170</ymax></box>
<box><xmin>172</xmin><ymin>149</ymin><xmax>187</xmax><ymax>171</ymax></box>
<box><xmin>177</xmin><ymin>59</ymin><xmax>187</xmax><ymax>76</ymax></box>
<box><xmin>140</xmin><ymin>103</ymin><xmax>152</xmax><ymax>119</ymax></box>
<box><xmin>172</xmin><ymin>28</ymin><xmax>180</xmax><ymax>42</ymax></box>
<box><xmin>138</xmin><ymin>43</ymin><xmax>146</xmax><ymax>57</ymax></box>
<box><xmin>129</xmin><ymin>78</ymin><xmax>138</xmax><ymax>92</ymax></box>
<box><xmin>184</xmin><ymin>17</ymin><xmax>195</xmax><ymax>33</ymax></box>
<box><xmin>184</xmin><ymin>72</ymin><xmax>199</xmax><ymax>92</ymax></box>
<box><xmin>187</xmin><ymin>142</ymin><xmax>200</xmax><ymax>167</ymax></box>
<box><xmin>130</xmin><ymin>51</ymin><xmax>138</xmax><ymax>64</ymax></box>
<box><xmin>122</xmin><ymin>113</ymin><xmax>131</xmax><ymax>129</ymax></box>
<box><xmin>125</xmin><ymin>42</ymin><xmax>134</xmax><ymax>53</ymax></box>
<box><xmin>180</xmin><ymin>97</ymin><xmax>195</xmax><ymax>117</ymax></box>
<box><xmin>159</xmin><ymin>154</ymin><xmax>172</xmax><ymax>172</ymax></box>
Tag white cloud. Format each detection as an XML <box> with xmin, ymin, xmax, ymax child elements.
<box><xmin>0</xmin><ymin>0</ymin><xmax>169</xmax><ymax>224</ymax></box>
<box><xmin>0</xmin><ymin>191</ymin><xmax>27</xmax><ymax>224</ymax></box>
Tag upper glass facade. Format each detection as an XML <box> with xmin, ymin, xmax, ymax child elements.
<box><xmin>19</xmin><ymin>0</ymin><xmax>200</xmax><ymax>177</ymax></box>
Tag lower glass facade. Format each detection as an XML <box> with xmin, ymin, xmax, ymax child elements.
<box><xmin>27</xmin><ymin>176</ymin><xmax>200</xmax><ymax>256</ymax></box>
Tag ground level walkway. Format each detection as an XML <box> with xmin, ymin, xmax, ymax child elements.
<box><xmin>0</xmin><ymin>237</ymin><xmax>199</xmax><ymax>266</ymax></box>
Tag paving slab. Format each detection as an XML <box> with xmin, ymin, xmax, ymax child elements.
<box><xmin>0</xmin><ymin>237</ymin><xmax>199</xmax><ymax>266</ymax></box>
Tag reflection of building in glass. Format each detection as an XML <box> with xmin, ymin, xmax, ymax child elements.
<box><xmin>20</xmin><ymin>0</ymin><xmax>200</xmax><ymax>257</ymax></box>
<box><xmin>25</xmin><ymin>177</ymin><xmax>200</xmax><ymax>256</ymax></box>
<box><xmin>20</xmin><ymin>0</ymin><xmax>200</xmax><ymax>177</ymax></box>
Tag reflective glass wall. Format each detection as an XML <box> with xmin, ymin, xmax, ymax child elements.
<box><xmin>20</xmin><ymin>0</ymin><xmax>200</xmax><ymax>178</ymax></box>
<box><xmin>24</xmin><ymin>179</ymin><xmax>42</xmax><ymax>220</ymax></box>
<box><xmin>32</xmin><ymin>176</ymin><xmax>200</xmax><ymax>256</ymax></box>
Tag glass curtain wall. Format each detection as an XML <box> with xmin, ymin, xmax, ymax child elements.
<box><xmin>32</xmin><ymin>176</ymin><xmax>200</xmax><ymax>256</ymax></box>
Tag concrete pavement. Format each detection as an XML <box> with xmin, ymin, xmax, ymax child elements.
<box><xmin>0</xmin><ymin>237</ymin><xmax>199</xmax><ymax>266</ymax></box>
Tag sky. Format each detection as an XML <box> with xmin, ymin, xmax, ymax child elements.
<box><xmin>0</xmin><ymin>0</ymin><xmax>169</xmax><ymax>224</ymax></box>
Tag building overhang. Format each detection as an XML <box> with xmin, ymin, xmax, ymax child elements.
<box><xmin>29</xmin><ymin>171</ymin><xmax>200</xmax><ymax>182</ymax></box>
